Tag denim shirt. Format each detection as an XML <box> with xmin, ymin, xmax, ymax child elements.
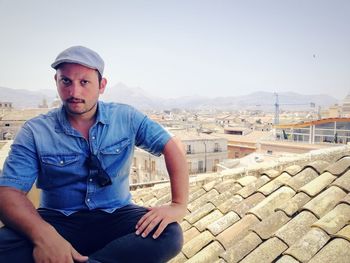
<box><xmin>0</xmin><ymin>101</ymin><xmax>171</xmax><ymax>215</ymax></box>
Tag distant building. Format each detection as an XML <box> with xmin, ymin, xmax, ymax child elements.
<box><xmin>0</xmin><ymin>109</ymin><xmax>50</xmax><ymax>140</ymax></box>
<box><xmin>342</xmin><ymin>93</ymin><xmax>350</xmax><ymax>117</ymax></box>
<box><xmin>0</xmin><ymin>102</ymin><xmax>13</xmax><ymax>109</ymax></box>
<box><xmin>131</xmin><ymin>131</ymin><xmax>228</xmax><ymax>184</ymax></box>
<box><xmin>275</xmin><ymin>117</ymin><xmax>350</xmax><ymax>144</ymax></box>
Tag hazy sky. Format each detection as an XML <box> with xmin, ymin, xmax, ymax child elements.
<box><xmin>0</xmin><ymin>0</ymin><xmax>349</xmax><ymax>100</ymax></box>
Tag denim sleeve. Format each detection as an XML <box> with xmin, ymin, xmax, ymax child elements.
<box><xmin>0</xmin><ymin>124</ymin><xmax>38</xmax><ymax>192</ymax></box>
<box><xmin>133</xmin><ymin>109</ymin><xmax>172</xmax><ymax>156</ymax></box>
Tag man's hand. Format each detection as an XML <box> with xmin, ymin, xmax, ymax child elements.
<box><xmin>135</xmin><ymin>202</ymin><xmax>187</xmax><ymax>239</ymax></box>
<box><xmin>33</xmin><ymin>227</ymin><xmax>88</xmax><ymax>263</ymax></box>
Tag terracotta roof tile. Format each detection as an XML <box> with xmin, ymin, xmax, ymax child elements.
<box><xmin>331</xmin><ymin>170</ymin><xmax>350</xmax><ymax>192</ymax></box>
<box><xmin>232</xmin><ymin>192</ymin><xmax>265</xmax><ymax>218</ymax></box>
<box><xmin>284</xmin><ymin>167</ymin><xmax>319</xmax><ymax>191</ymax></box>
<box><xmin>283</xmin><ymin>227</ymin><xmax>330</xmax><ymax>262</ymax></box>
<box><xmin>188</xmin><ymin>188</ymin><xmax>206</xmax><ymax>203</ymax></box>
<box><xmin>188</xmin><ymin>189</ymin><xmax>219</xmax><ymax>212</ymax></box>
<box><xmin>261</xmin><ymin>169</ymin><xmax>280</xmax><ymax>179</ymax></box>
<box><xmin>220</xmin><ymin>232</ymin><xmax>262</xmax><ymax>263</ymax></box>
<box><xmin>168</xmin><ymin>252</ymin><xmax>187</xmax><ymax>263</ymax></box>
<box><xmin>275</xmin><ymin>255</ymin><xmax>300</xmax><ymax>263</ymax></box>
<box><xmin>299</xmin><ymin>172</ymin><xmax>337</xmax><ymax>197</ymax></box>
<box><xmin>202</xmin><ymin>179</ymin><xmax>222</xmax><ymax>192</ymax></box>
<box><xmin>184</xmin><ymin>203</ymin><xmax>216</xmax><ymax>224</ymax></box>
<box><xmin>250</xmin><ymin>210</ymin><xmax>291</xmax><ymax>240</ymax></box>
<box><xmin>333</xmin><ymin>224</ymin><xmax>350</xmax><ymax>241</ymax></box>
<box><xmin>339</xmin><ymin>193</ymin><xmax>350</xmax><ymax>206</ymax></box>
<box><xmin>153</xmin><ymin>192</ymin><xmax>171</xmax><ymax>206</ymax></box>
<box><xmin>308</xmin><ymin>238</ymin><xmax>350</xmax><ymax>263</ymax></box>
<box><xmin>248</xmin><ymin>186</ymin><xmax>296</xmax><ymax>220</ymax></box>
<box><xmin>236</xmin><ymin>175</ymin><xmax>270</xmax><ymax>198</ymax></box>
<box><xmin>236</xmin><ymin>175</ymin><xmax>258</xmax><ymax>187</ymax></box>
<box><xmin>276</xmin><ymin>192</ymin><xmax>311</xmax><ymax>217</ymax></box>
<box><xmin>305</xmin><ymin>160</ymin><xmax>330</xmax><ymax>174</ymax></box>
<box><xmin>217</xmin><ymin>195</ymin><xmax>244</xmax><ymax>214</ymax></box>
<box><xmin>216</xmin><ymin>214</ymin><xmax>260</xmax><ymax>249</ymax></box>
<box><xmin>180</xmin><ymin>220</ymin><xmax>192</xmax><ymax>232</ymax></box>
<box><xmin>182</xmin><ymin>230</ymin><xmax>214</xmax><ymax>258</ymax></box>
<box><xmin>312</xmin><ymin>203</ymin><xmax>350</xmax><ymax>235</ymax></box>
<box><xmin>274</xmin><ymin>211</ymin><xmax>318</xmax><ymax>246</ymax></box>
<box><xmin>258</xmin><ymin>172</ymin><xmax>292</xmax><ymax>196</ymax></box>
<box><xmin>210</xmin><ymin>186</ymin><xmax>242</xmax><ymax>207</ymax></box>
<box><xmin>186</xmin><ymin>241</ymin><xmax>224</xmax><ymax>263</ymax></box>
<box><xmin>133</xmin><ymin>145</ymin><xmax>350</xmax><ymax>262</ymax></box>
<box><xmin>324</xmin><ymin>156</ymin><xmax>350</xmax><ymax>176</ymax></box>
<box><xmin>153</xmin><ymin>186</ymin><xmax>170</xmax><ymax>199</ymax></box>
<box><xmin>239</xmin><ymin>237</ymin><xmax>288</xmax><ymax>263</ymax></box>
<box><xmin>213</xmin><ymin>179</ymin><xmax>238</xmax><ymax>193</ymax></box>
<box><xmin>283</xmin><ymin>164</ymin><xmax>302</xmax><ymax>175</ymax></box>
<box><xmin>302</xmin><ymin>186</ymin><xmax>347</xmax><ymax>218</ymax></box>
<box><xmin>193</xmin><ymin>210</ymin><xmax>223</xmax><ymax>232</ymax></box>
<box><xmin>206</xmin><ymin>211</ymin><xmax>240</xmax><ymax>236</ymax></box>
<box><xmin>183</xmin><ymin>227</ymin><xmax>200</xmax><ymax>244</ymax></box>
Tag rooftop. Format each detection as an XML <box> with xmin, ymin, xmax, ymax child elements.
<box><xmin>131</xmin><ymin>144</ymin><xmax>350</xmax><ymax>262</ymax></box>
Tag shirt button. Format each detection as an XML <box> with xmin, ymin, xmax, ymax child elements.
<box><xmin>116</xmin><ymin>149</ymin><xmax>120</xmax><ymax>153</ymax></box>
<box><xmin>60</xmin><ymin>160</ymin><xmax>64</xmax><ymax>165</ymax></box>
<box><xmin>89</xmin><ymin>178</ymin><xmax>93</xmax><ymax>182</ymax></box>
<box><xmin>87</xmin><ymin>199</ymin><xmax>90</xmax><ymax>202</ymax></box>
<box><xmin>92</xmin><ymin>136</ymin><xmax>96</xmax><ymax>140</ymax></box>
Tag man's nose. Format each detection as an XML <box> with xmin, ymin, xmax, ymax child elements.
<box><xmin>68</xmin><ymin>82</ymin><xmax>81</xmax><ymax>97</ymax></box>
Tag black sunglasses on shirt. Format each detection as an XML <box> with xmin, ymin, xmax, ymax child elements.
<box><xmin>86</xmin><ymin>154</ymin><xmax>112</xmax><ymax>187</ymax></box>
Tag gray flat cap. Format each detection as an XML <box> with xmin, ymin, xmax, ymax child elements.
<box><xmin>51</xmin><ymin>46</ymin><xmax>104</xmax><ymax>76</ymax></box>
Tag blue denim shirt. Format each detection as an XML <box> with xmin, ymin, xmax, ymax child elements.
<box><xmin>0</xmin><ymin>101</ymin><xmax>171</xmax><ymax>215</ymax></box>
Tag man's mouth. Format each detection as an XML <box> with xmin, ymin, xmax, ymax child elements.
<box><xmin>66</xmin><ymin>98</ymin><xmax>85</xmax><ymax>104</ymax></box>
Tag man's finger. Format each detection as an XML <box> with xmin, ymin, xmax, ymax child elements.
<box><xmin>136</xmin><ymin>212</ymin><xmax>157</xmax><ymax>235</ymax></box>
<box><xmin>71</xmin><ymin>247</ymin><xmax>89</xmax><ymax>262</ymax></box>
<box><xmin>152</xmin><ymin>219</ymin><xmax>169</xmax><ymax>239</ymax></box>
<box><xmin>140</xmin><ymin>216</ymin><xmax>162</xmax><ymax>238</ymax></box>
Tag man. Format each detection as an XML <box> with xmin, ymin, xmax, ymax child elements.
<box><xmin>0</xmin><ymin>46</ymin><xmax>188</xmax><ymax>263</ymax></box>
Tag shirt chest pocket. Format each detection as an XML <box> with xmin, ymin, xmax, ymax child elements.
<box><xmin>100</xmin><ymin>138</ymin><xmax>131</xmax><ymax>176</ymax></box>
<box><xmin>39</xmin><ymin>154</ymin><xmax>80</xmax><ymax>188</ymax></box>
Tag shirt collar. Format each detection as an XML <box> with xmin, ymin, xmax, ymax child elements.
<box><xmin>55</xmin><ymin>101</ymin><xmax>109</xmax><ymax>133</ymax></box>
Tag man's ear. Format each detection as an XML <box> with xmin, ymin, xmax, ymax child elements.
<box><xmin>99</xmin><ymin>78</ymin><xmax>107</xmax><ymax>94</ymax></box>
<box><xmin>54</xmin><ymin>73</ymin><xmax>57</xmax><ymax>81</ymax></box>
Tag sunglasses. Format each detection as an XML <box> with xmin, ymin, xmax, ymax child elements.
<box><xmin>86</xmin><ymin>154</ymin><xmax>112</xmax><ymax>187</ymax></box>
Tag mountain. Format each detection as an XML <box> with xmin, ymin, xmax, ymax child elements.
<box><xmin>0</xmin><ymin>86</ymin><xmax>57</xmax><ymax>108</ymax></box>
<box><xmin>1</xmin><ymin>85</ymin><xmax>339</xmax><ymax>111</ymax></box>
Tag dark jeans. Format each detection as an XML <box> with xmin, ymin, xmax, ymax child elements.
<box><xmin>0</xmin><ymin>204</ymin><xmax>183</xmax><ymax>263</ymax></box>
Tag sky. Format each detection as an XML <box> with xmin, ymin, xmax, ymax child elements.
<box><xmin>0</xmin><ymin>0</ymin><xmax>349</xmax><ymax>100</ymax></box>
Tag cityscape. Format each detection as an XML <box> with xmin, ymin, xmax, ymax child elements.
<box><xmin>1</xmin><ymin>1</ymin><xmax>350</xmax><ymax>262</ymax></box>
<box><xmin>1</xmin><ymin>89</ymin><xmax>350</xmax><ymax>185</ymax></box>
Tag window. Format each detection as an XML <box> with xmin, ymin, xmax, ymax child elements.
<box><xmin>213</xmin><ymin>159</ymin><xmax>219</xmax><ymax>172</ymax></box>
<box><xmin>186</xmin><ymin>145</ymin><xmax>192</xmax><ymax>154</ymax></box>
<box><xmin>5</xmin><ymin>123</ymin><xmax>10</xmax><ymax>127</ymax></box>
<box><xmin>151</xmin><ymin>161</ymin><xmax>156</xmax><ymax>172</ymax></box>
<box><xmin>214</xmin><ymin>143</ymin><xmax>219</xmax><ymax>152</ymax></box>
<box><xmin>187</xmin><ymin>162</ymin><xmax>192</xmax><ymax>174</ymax></box>
<box><xmin>234</xmin><ymin>152</ymin><xmax>239</xmax><ymax>158</ymax></box>
<box><xmin>144</xmin><ymin>160</ymin><xmax>148</xmax><ymax>170</ymax></box>
<box><xmin>198</xmin><ymin>161</ymin><xmax>204</xmax><ymax>173</ymax></box>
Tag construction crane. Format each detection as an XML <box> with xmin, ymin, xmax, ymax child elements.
<box><xmin>273</xmin><ymin>92</ymin><xmax>315</xmax><ymax>125</ymax></box>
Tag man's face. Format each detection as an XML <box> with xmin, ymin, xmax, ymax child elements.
<box><xmin>55</xmin><ymin>63</ymin><xmax>106</xmax><ymax>117</ymax></box>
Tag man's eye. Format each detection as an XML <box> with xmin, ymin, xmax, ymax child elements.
<box><xmin>62</xmin><ymin>78</ymin><xmax>71</xmax><ymax>85</ymax></box>
<box><xmin>81</xmin><ymin>80</ymin><xmax>89</xmax><ymax>85</ymax></box>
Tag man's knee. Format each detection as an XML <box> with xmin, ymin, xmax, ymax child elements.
<box><xmin>0</xmin><ymin>227</ymin><xmax>34</xmax><ymax>262</ymax></box>
<box><xmin>160</xmin><ymin>222</ymin><xmax>183</xmax><ymax>258</ymax></box>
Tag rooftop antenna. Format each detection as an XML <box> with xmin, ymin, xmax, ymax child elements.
<box><xmin>274</xmin><ymin>92</ymin><xmax>279</xmax><ymax>125</ymax></box>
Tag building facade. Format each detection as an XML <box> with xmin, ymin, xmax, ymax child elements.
<box><xmin>275</xmin><ymin>118</ymin><xmax>350</xmax><ymax>144</ymax></box>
